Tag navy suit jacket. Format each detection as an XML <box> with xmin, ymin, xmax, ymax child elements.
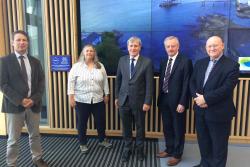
<box><xmin>158</xmin><ymin>54</ymin><xmax>193</xmax><ymax>111</ymax></box>
<box><xmin>189</xmin><ymin>55</ymin><xmax>239</xmax><ymax>122</ymax></box>
<box><xmin>0</xmin><ymin>53</ymin><xmax>45</xmax><ymax>113</ymax></box>
<box><xmin>115</xmin><ymin>55</ymin><xmax>153</xmax><ymax>110</ymax></box>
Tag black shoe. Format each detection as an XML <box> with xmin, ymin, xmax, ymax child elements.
<box><xmin>33</xmin><ymin>158</ymin><xmax>48</xmax><ymax>167</ymax></box>
<box><xmin>121</xmin><ymin>150</ymin><xmax>131</xmax><ymax>162</ymax></box>
<box><xmin>137</xmin><ymin>151</ymin><xmax>144</xmax><ymax>161</ymax></box>
<box><xmin>193</xmin><ymin>164</ymin><xmax>202</xmax><ymax>167</ymax></box>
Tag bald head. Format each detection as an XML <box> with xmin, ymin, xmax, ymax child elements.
<box><xmin>206</xmin><ymin>36</ymin><xmax>224</xmax><ymax>60</ymax></box>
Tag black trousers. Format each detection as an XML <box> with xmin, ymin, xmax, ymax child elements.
<box><xmin>159</xmin><ymin>94</ymin><xmax>186</xmax><ymax>159</ymax></box>
<box><xmin>75</xmin><ymin>101</ymin><xmax>106</xmax><ymax>145</ymax></box>
<box><xmin>196</xmin><ymin>114</ymin><xmax>231</xmax><ymax>167</ymax></box>
<box><xmin>119</xmin><ymin>97</ymin><xmax>145</xmax><ymax>152</ymax></box>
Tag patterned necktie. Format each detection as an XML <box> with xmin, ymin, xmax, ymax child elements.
<box><xmin>203</xmin><ymin>59</ymin><xmax>217</xmax><ymax>86</ymax></box>
<box><xmin>130</xmin><ymin>58</ymin><xmax>135</xmax><ymax>77</ymax></box>
<box><xmin>162</xmin><ymin>58</ymin><xmax>173</xmax><ymax>93</ymax></box>
<box><xmin>19</xmin><ymin>55</ymin><xmax>28</xmax><ymax>85</ymax></box>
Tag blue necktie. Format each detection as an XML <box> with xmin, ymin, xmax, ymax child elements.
<box><xmin>203</xmin><ymin>60</ymin><xmax>217</xmax><ymax>86</ymax></box>
<box><xmin>162</xmin><ymin>58</ymin><xmax>173</xmax><ymax>93</ymax></box>
<box><xmin>130</xmin><ymin>58</ymin><xmax>135</xmax><ymax>77</ymax></box>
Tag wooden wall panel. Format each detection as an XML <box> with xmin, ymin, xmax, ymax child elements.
<box><xmin>74</xmin><ymin>77</ymin><xmax>250</xmax><ymax>139</ymax></box>
<box><xmin>0</xmin><ymin>0</ymin><xmax>24</xmax><ymax>135</ymax></box>
<box><xmin>2</xmin><ymin>0</ymin><xmax>250</xmax><ymax>143</ymax></box>
<box><xmin>43</xmin><ymin>0</ymin><xmax>78</xmax><ymax>129</ymax></box>
<box><xmin>0</xmin><ymin>0</ymin><xmax>8</xmax><ymax>55</ymax></box>
<box><xmin>5</xmin><ymin>0</ymin><xmax>24</xmax><ymax>51</ymax></box>
<box><xmin>40</xmin><ymin>0</ymin><xmax>250</xmax><ymax>141</ymax></box>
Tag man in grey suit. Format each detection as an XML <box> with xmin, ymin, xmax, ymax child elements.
<box><xmin>0</xmin><ymin>30</ymin><xmax>47</xmax><ymax>167</ymax></box>
<box><xmin>115</xmin><ymin>36</ymin><xmax>153</xmax><ymax>162</ymax></box>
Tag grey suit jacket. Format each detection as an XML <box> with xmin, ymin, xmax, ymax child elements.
<box><xmin>115</xmin><ymin>55</ymin><xmax>153</xmax><ymax>110</ymax></box>
<box><xmin>0</xmin><ymin>53</ymin><xmax>45</xmax><ymax>113</ymax></box>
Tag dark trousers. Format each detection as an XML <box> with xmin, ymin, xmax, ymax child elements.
<box><xmin>159</xmin><ymin>94</ymin><xmax>185</xmax><ymax>159</ymax></box>
<box><xmin>119</xmin><ymin>98</ymin><xmax>145</xmax><ymax>152</ymax></box>
<box><xmin>75</xmin><ymin>101</ymin><xmax>106</xmax><ymax>145</ymax></box>
<box><xmin>196</xmin><ymin>114</ymin><xmax>231</xmax><ymax>167</ymax></box>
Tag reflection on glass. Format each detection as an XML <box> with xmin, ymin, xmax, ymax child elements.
<box><xmin>25</xmin><ymin>0</ymin><xmax>48</xmax><ymax>125</ymax></box>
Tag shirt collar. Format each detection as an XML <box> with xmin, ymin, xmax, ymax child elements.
<box><xmin>130</xmin><ymin>54</ymin><xmax>139</xmax><ymax>61</ymax></box>
<box><xmin>15</xmin><ymin>51</ymin><xmax>28</xmax><ymax>59</ymax></box>
<box><xmin>210</xmin><ymin>54</ymin><xmax>223</xmax><ymax>62</ymax></box>
<box><xmin>168</xmin><ymin>52</ymin><xmax>178</xmax><ymax>61</ymax></box>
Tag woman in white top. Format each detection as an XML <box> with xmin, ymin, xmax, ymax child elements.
<box><xmin>67</xmin><ymin>44</ymin><xmax>112</xmax><ymax>153</ymax></box>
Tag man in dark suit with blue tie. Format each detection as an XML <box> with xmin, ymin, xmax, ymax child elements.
<box><xmin>156</xmin><ymin>36</ymin><xmax>193</xmax><ymax>166</ymax></box>
<box><xmin>190</xmin><ymin>36</ymin><xmax>239</xmax><ymax>167</ymax></box>
<box><xmin>0</xmin><ymin>30</ymin><xmax>47</xmax><ymax>167</ymax></box>
<box><xmin>115</xmin><ymin>36</ymin><xmax>153</xmax><ymax>162</ymax></box>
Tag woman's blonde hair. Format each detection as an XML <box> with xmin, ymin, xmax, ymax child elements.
<box><xmin>79</xmin><ymin>44</ymin><xmax>101</xmax><ymax>69</ymax></box>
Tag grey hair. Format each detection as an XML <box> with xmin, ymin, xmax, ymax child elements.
<box><xmin>164</xmin><ymin>36</ymin><xmax>180</xmax><ymax>46</ymax></box>
<box><xmin>127</xmin><ymin>36</ymin><xmax>142</xmax><ymax>46</ymax></box>
<box><xmin>79</xmin><ymin>44</ymin><xmax>101</xmax><ymax>69</ymax></box>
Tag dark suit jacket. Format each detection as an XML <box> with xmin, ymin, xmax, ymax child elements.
<box><xmin>0</xmin><ymin>53</ymin><xmax>45</xmax><ymax>113</ymax></box>
<box><xmin>189</xmin><ymin>55</ymin><xmax>239</xmax><ymax>122</ymax></box>
<box><xmin>158</xmin><ymin>54</ymin><xmax>193</xmax><ymax>111</ymax></box>
<box><xmin>115</xmin><ymin>55</ymin><xmax>153</xmax><ymax>110</ymax></box>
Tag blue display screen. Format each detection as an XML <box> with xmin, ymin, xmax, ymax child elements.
<box><xmin>79</xmin><ymin>0</ymin><xmax>250</xmax><ymax>75</ymax></box>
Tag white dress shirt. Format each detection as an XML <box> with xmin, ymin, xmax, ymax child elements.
<box><xmin>130</xmin><ymin>55</ymin><xmax>139</xmax><ymax>66</ymax></box>
<box><xmin>15</xmin><ymin>51</ymin><xmax>32</xmax><ymax>97</ymax></box>
<box><xmin>163</xmin><ymin>52</ymin><xmax>178</xmax><ymax>83</ymax></box>
<box><xmin>203</xmin><ymin>54</ymin><xmax>222</xmax><ymax>86</ymax></box>
<box><xmin>166</xmin><ymin>52</ymin><xmax>178</xmax><ymax>74</ymax></box>
<box><xmin>67</xmin><ymin>61</ymin><xmax>109</xmax><ymax>104</ymax></box>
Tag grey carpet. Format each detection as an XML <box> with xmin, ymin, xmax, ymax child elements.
<box><xmin>0</xmin><ymin>135</ymin><xmax>160</xmax><ymax>167</ymax></box>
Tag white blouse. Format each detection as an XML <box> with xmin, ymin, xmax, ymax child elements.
<box><xmin>67</xmin><ymin>62</ymin><xmax>109</xmax><ymax>104</ymax></box>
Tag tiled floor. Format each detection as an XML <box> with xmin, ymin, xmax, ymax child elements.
<box><xmin>158</xmin><ymin>139</ymin><xmax>250</xmax><ymax>167</ymax></box>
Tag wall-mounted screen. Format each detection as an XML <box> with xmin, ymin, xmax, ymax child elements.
<box><xmin>80</xmin><ymin>0</ymin><xmax>250</xmax><ymax>75</ymax></box>
<box><xmin>228</xmin><ymin>28</ymin><xmax>250</xmax><ymax>73</ymax></box>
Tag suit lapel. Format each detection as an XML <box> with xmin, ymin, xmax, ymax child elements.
<box><xmin>205</xmin><ymin>55</ymin><xmax>224</xmax><ymax>84</ymax></box>
<box><xmin>124</xmin><ymin>56</ymin><xmax>130</xmax><ymax>79</ymax></box>
<box><xmin>200</xmin><ymin>58</ymin><xmax>210</xmax><ymax>88</ymax></box>
<box><xmin>14</xmin><ymin>53</ymin><xmax>33</xmax><ymax>90</ymax></box>
<box><xmin>162</xmin><ymin>55</ymin><xmax>180</xmax><ymax>83</ymax></box>
<box><xmin>161</xmin><ymin>59</ymin><xmax>167</xmax><ymax>78</ymax></box>
<box><xmin>170</xmin><ymin>55</ymin><xmax>180</xmax><ymax>77</ymax></box>
<box><xmin>11</xmin><ymin>54</ymin><xmax>24</xmax><ymax>80</ymax></box>
<box><xmin>27</xmin><ymin>55</ymin><xmax>34</xmax><ymax>84</ymax></box>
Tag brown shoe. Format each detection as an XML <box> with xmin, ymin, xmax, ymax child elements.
<box><xmin>167</xmin><ymin>157</ymin><xmax>181</xmax><ymax>166</ymax></box>
<box><xmin>156</xmin><ymin>151</ymin><xmax>170</xmax><ymax>158</ymax></box>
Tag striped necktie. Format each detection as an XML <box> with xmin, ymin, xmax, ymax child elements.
<box><xmin>162</xmin><ymin>58</ymin><xmax>173</xmax><ymax>93</ymax></box>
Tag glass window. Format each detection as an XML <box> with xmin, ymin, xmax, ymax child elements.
<box><xmin>25</xmin><ymin>0</ymin><xmax>48</xmax><ymax>125</ymax></box>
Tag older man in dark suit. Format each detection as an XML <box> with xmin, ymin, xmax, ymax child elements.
<box><xmin>115</xmin><ymin>36</ymin><xmax>153</xmax><ymax>162</ymax></box>
<box><xmin>190</xmin><ymin>36</ymin><xmax>239</xmax><ymax>167</ymax></box>
<box><xmin>157</xmin><ymin>36</ymin><xmax>193</xmax><ymax>166</ymax></box>
<box><xmin>0</xmin><ymin>30</ymin><xmax>47</xmax><ymax>167</ymax></box>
